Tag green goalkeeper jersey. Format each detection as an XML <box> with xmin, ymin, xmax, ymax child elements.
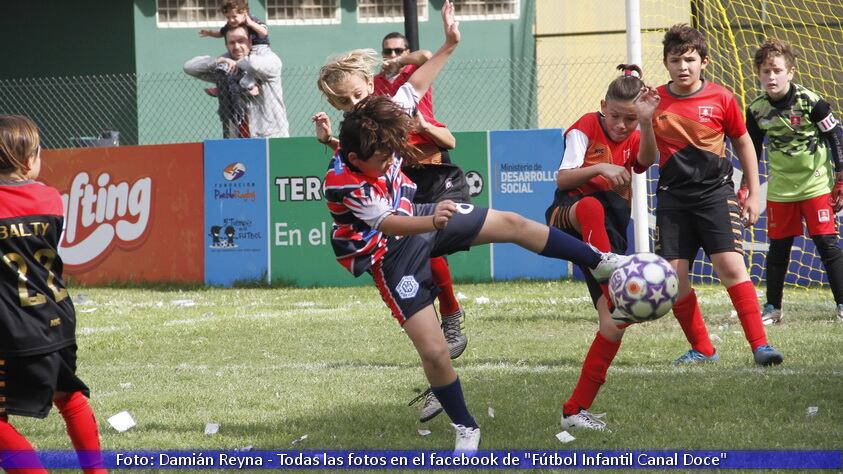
<box><xmin>746</xmin><ymin>83</ymin><xmax>833</xmax><ymax>202</ymax></box>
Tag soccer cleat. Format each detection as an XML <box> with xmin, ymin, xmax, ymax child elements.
<box><xmin>836</xmin><ymin>304</ymin><xmax>843</xmax><ymax>322</ymax></box>
<box><xmin>452</xmin><ymin>423</ymin><xmax>481</xmax><ymax>452</ymax></box>
<box><xmin>561</xmin><ymin>409</ymin><xmax>608</xmax><ymax>431</ymax></box>
<box><xmin>419</xmin><ymin>389</ymin><xmax>443</xmax><ymax>423</ymax></box>
<box><xmin>761</xmin><ymin>304</ymin><xmax>783</xmax><ymax>325</ymax></box>
<box><xmin>441</xmin><ymin>309</ymin><xmax>468</xmax><ymax>359</ymax></box>
<box><xmin>590</xmin><ymin>251</ymin><xmax>629</xmax><ymax>282</ymax></box>
<box><xmin>753</xmin><ymin>345</ymin><xmax>783</xmax><ymax>366</ymax></box>
<box><xmin>672</xmin><ymin>349</ymin><xmax>720</xmax><ymax>365</ymax></box>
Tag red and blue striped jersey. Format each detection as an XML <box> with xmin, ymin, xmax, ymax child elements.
<box><xmin>324</xmin><ymin>154</ymin><xmax>417</xmax><ymax>276</ymax></box>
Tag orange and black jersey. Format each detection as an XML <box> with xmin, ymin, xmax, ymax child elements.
<box><xmin>653</xmin><ymin>81</ymin><xmax>747</xmax><ymax>209</ymax></box>
<box><xmin>0</xmin><ymin>180</ymin><xmax>75</xmax><ymax>357</ymax></box>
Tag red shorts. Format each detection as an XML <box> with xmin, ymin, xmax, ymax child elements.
<box><xmin>767</xmin><ymin>194</ymin><xmax>838</xmax><ymax>239</ymax></box>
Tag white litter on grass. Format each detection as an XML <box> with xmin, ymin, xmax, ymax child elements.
<box><xmin>73</xmin><ymin>294</ymin><xmax>94</xmax><ymax>305</ymax></box>
<box><xmin>119</xmin><ymin>382</ymin><xmax>132</xmax><ymax>389</ymax></box>
<box><xmin>417</xmin><ymin>429</ymin><xmax>431</xmax><ymax>436</ymax></box>
<box><xmin>107</xmin><ymin>411</ymin><xmax>136</xmax><ymax>432</ymax></box>
<box><xmin>204</xmin><ymin>423</ymin><xmax>220</xmax><ymax>435</ymax></box>
<box><xmin>456</xmin><ymin>292</ymin><xmax>468</xmax><ymax>301</ymax></box>
<box><xmin>291</xmin><ymin>434</ymin><xmax>308</xmax><ymax>445</ymax></box>
<box><xmin>475</xmin><ymin>296</ymin><xmax>490</xmax><ymax>304</ymax></box>
<box><xmin>730</xmin><ymin>310</ymin><xmax>738</xmax><ymax>318</ymax></box>
<box><xmin>762</xmin><ymin>318</ymin><xmax>775</xmax><ymax>326</ymax></box>
<box><xmin>79</xmin><ymin>308</ymin><xmax>97</xmax><ymax>313</ymax></box>
<box><xmin>555</xmin><ymin>431</ymin><xmax>576</xmax><ymax>443</ymax></box>
<box><xmin>806</xmin><ymin>406</ymin><xmax>818</xmax><ymax>417</ymax></box>
<box><xmin>710</xmin><ymin>334</ymin><xmax>722</xmax><ymax>342</ymax></box>
<box><xmin>487</xmin><ymin>407</ymin><xmax>495</xmax><ymax>418</ymax></box>
<box><xmin>171</xmin><ymin>299</ymin><xmax>196</xmax><ymax>307</ymax></box>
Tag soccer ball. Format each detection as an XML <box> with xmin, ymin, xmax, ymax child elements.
<box><xmin>608</xmin><ymin>253</ymin><xmax>679</xmax><ymax>324</ymax></box>
<box><xmin>465</xmin><ymin>171</ymin><xmax>484</xmax><ymax>197</ymax></box>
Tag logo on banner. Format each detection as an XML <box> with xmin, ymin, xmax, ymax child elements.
<box><xmin>698</xmin><ymin>106</ymin><xmax>714</xmax><ymax>122</ymax></box>
<box><xmin>465</xmin><ymin>171</ymin><xmax>484</xmax><ymax>197</ymax></box>
<box><xmin>223</xmin><ymin>162</ymin><xmax>246</xmax><ymax>181</ymax></box>
<box><xmin>59</xmin><ymin>172</ymin><xmax>153</xmax><ymax>268</ymax></box>
<box><xmin>209</xmin><ymin>217</ymin><xmax>262</xmax><ymax>250</ymax></box>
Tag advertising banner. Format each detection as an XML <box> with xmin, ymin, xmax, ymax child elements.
<box><xmin>268</xmin><ymin>139</ymin><xmax>364</xmax><ymax>287</ymax></box>
<box><xmin>488</xmin><ymin>129</ymin><xmax>567</xmax><ymax>280</ymax></box>
<box><xmin>203</xmin><ymin>139</ymin><xmax>269</xmax><ymax>286</ymax></box>
<box><xmin>41</xmin><ymin>143</ymin><xmax>204</xmax><ymax>284</ymax></box>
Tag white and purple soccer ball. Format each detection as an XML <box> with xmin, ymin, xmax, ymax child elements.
<box><xmin>609</xmin><ymin>253</ymin><xmax>679</xmax><ymax>324</ymax></box>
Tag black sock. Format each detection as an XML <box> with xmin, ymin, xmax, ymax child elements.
<box><xmin>540</xmin><ymin>226</ymin><xmax>601</xmax><ymax>268</ymax></box>
<box><xmin>431</xmin><ymin>377</ymin><xmax>477</xmax><ymax>428</ymax></box>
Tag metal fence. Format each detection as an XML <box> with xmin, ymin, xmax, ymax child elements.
<box><xmin>0</xmin><ymin>55</ymin><xmax>663</xmax><ymax>149</ymax></box>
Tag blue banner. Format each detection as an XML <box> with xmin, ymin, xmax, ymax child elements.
<box><xmin>203</xmin><ymin>138</ymin><xmax>269</xmax><ymax>286</ymax></box>
<box><xmin>488</xmin><ymin>129</ymin><xmax>568</xmax><ymax>280</ymax></box>
<box><xmin>8</xmin><ymin>450</ymin><xmax>841</xmax><ymax>469</ymax></box>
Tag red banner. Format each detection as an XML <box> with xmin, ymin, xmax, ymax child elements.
<box><xmin>40</xmin><ymin>143</ymin><xmax>204</xmax><ymax>284</ymax></box>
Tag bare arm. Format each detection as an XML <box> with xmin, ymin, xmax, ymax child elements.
<box><xmin>379</xmin><ymin>201</ymin><xmax>456</xmax><ymax>236</ymax></box>
<box><xmin>408</xmin><ymin>0</ymin><xmax>459</xmax><ymax>98</ymax></box>
<box><xmin>382</xmin><ymin>50</ymin><xmax>432</xmax><ymax>76</ymax></box>
<box><xmin>732</xmin><ymin>132</ymin><xmax>760</xmax><ymax>225</ymax></box>
<box><xmin>244</xmin><ymin>16</ymin><xmax>269</xmax><ymax>38</ymax></box>
<box><xmin>311</xmin><ymin>112</ymin><xmax>340</xmax><ymax>151</ymax></box>
<box><xmin>634</xmin><ymin>86</ymin><xmax>660</xmax><ymax>168</ymax></box>
<box><xmin>415</xmin><ymin>112</ymin><xmax>455</xmax><ymax>149</ymax></box>
<box><xmin>556</xmin><ymin>163</ymin><xmax>629</xmax><ymax>190</ymax></box>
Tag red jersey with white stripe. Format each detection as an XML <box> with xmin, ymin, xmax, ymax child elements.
<box><xmin>653</xmin><ymin>80</ymin><xmax>747</xmax><ymax>209</ymax></box>
<box><xmin>557</xmin><ymin>112</ymin><xmax>643</xmax><ymax>202</ymax></box>
<box><xmin>324</xmin><ymin>154</ymin><xmax>417</xmax><ymax>276</ymax></box>
<box><xmin>0</xmin><ymin>180</ymin><xmax>76</xmax><ymax>357</ymax></box>
<box><xmin>374</xmin><ymin>64</ymin><xmax>445</xmax><ymax>147</ymax></box>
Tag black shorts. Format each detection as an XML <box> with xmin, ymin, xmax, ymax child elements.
<box><xmin>545</xmin><ymin>191</ymin><xmax>631</xmax><ymax>306</ymax></box>
<box><xmin>655</xmin><ymin>198</ymin><xmax>744</xmax><ymax>261</ymax></box>
<box><xmin>0</xmin><ymin>345</ymin><xmax>89</xmax><ymax>419</ymax></box>
<box><xmin>404</xmin><ymin>163</ymin><xmax>471</xmax><ymax>204</ymax></box>
<box><xmin>371</xmin><ymin>203</ymin><xmax>488</xmax><ymax>325</ymax></box>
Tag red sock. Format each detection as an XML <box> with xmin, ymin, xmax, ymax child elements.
<box><xmin>430</xmin><ymin>257</ymin><xmax>460</xmax><ymax>316</ymax></box>
<box><xmin>727</xmin><ymin>280</ymin><xmax>768</xmax><ymax>351</ymax></box>
<box><xmin>574</xmin><ymin>197</ymin><xmax>611</xmax><ymax>252</ymax></box>
<box><xmin>53</xmin><ymin>392</ymin><xmax>106</xmax><ymax>474</ymax></box>
<box><xmin>574</xmin><ymin>198</ymin><xmax>614</xmax><ymax>306</ymax></box>
<box><xmin>562</xmin><ymin>332</ymin><xmax>621</xmax><ymax>415</ymax></box>
<box><xmin>672</xmin><ymin>289</ymin><xmax>716</xmax><ymax>357</ymax></box>
<box><xmin>0</xmin><ymin>417</ymin><xmax>46</xmax><ymax>474</ymax></box>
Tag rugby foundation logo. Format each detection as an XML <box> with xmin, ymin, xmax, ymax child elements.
<box><xmin>223</xmin><ymin>162</ymin><xmax>247</xmax><ymax>181</ymax></box>
<box><xmin>698</xmin><ymin>106</ymin><xmax>714</xmax><ymax>123</ymax></box>
<box><xmin>396</xmin><ymin>275</ymin><xmax>420</xmax><ymax>299</ymax></box>
<box><xmin>59</xmin><ymin>172</ymin><xmax>153</xmax><ymax>270</ymax></box>
<box><xmin>818</xmin><ymin>209</ymin><xmax>831</xmax><ymax>223</ymax></box>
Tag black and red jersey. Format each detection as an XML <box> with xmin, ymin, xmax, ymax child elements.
<box><xmin>556</xmin><ymin>112</ymin><xmax>643</xmax><ymax>202</ymax></box>
<box><xmin>653</xmin><ymin>81</ymin><xmax>747</xmax><ymax>209</ymax></box>
<box><xmin>0</xmin><ymin>180</ymin><xmax>76</xmax><ymax>357</ymax></box>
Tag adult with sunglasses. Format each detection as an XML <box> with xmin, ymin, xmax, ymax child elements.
<box><xmin>374</xmin><ymin>31</ymin><xmax>471</xmax><ymax>425</ymax></box>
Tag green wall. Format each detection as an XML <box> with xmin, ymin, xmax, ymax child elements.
<box><xmin>0</xmin><ymin>1</ymin><xmax>138</xmax><ymax>147</ymax></box>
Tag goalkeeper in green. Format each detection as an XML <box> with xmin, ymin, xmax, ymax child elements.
<box><xmin>744</xmin><ymin>38</ymin><xmax>843</xmax><ymax>323</ymax></box>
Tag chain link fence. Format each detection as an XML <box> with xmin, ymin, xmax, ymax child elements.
<box><xmin>0</xmin><ymin>55</ymin><xmax>654</xmax><ymax>149</ymax></box>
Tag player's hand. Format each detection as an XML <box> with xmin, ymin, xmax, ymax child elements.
<box><xmin>381</xmin><ymin>58</ymin><xmax>402</xmax><ymax>75</ymax></box>
<box><xmin>737</xmin><ymin>185</ymin><xmax>749</xmax><ymax>208</ymax></box>
<box><xmin>740</xmin><ymin>191</ymin><xmax>760</xmax><ymax>227</ymax></box>
<box><xmin>441</xmin><ymin>0</ymin><xmax>460</xmax><ymax>47</ymax></box>
<box><xmin>413</xmin><ymin>110</ymin><xmax>429</xmax><ymax>134</ymax></box>
<box><xmin>831</xmin><ymin>180</ymin><xmax>843</xmax><ymax>213</ymax></box>
<box><xmin>311</xmin><ymin>112</ymin><xmax>333</xmax><ymax>143</ymax></box>
<box><xmin>199</xmin><ymin>29</ymin><xmax>215</xmax><ymax>37</ymax></box>
<box><xmin>633</xmin><ymin>86</ymin><xmax>660</xmax><ymax>121</ymax></box>
<box><xmin>433</xmin><ymin>200</ymin><xmax>457</xmax><ymax>230</ymax></box>
<box><xmin>599</xmin><ymin>163</ymin><xmax>631</xmax><ymax>188</ymax></box>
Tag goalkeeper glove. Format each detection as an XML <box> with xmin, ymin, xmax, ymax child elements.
<box><xmin>831</xmin><ymin>180</ymin><xmax>843</xmax><ymax>213</ymax></box>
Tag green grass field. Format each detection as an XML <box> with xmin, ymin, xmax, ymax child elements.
<box><xmin>12</xmin><ymin>280</ymin><xmax>843</xmax><ymax>470</ymax></box>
